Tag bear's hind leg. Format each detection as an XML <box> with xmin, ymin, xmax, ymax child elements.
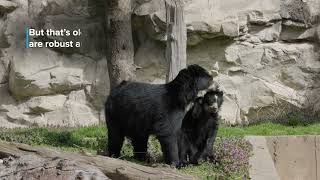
<box><xmin>158</xmin><ymin>135</ymin><xmax>179</xmax><ymax>167</ymax></box>
<box><xmin>107</xmin><ymin>127</ymin><xmax>124</xmax><ymax>158</ymax></box>
<box><xmin>132</xmin><ymin>136</ymin><xmax>149</xmax><ymax>161</ymax></box>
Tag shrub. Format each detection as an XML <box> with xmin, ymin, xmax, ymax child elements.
<box><xmin>180</xmin><ymin>137</ymin><xmax>253</xmax><ymax>179</ymax></box>
<box><xmin>213</xmin><ymin>137</ymin><xmax>253</xmax><ymax>178</ymax></box>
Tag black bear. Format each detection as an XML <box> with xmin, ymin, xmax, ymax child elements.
<box><xmin>178</xmin><ymin>89</ymin><xmax>223</xmax><ymax>166</ymax></box>
<box><xmin>105</xmin><ymin>64</ymin><xmax>215</xmax><ymax>166</ymax></box>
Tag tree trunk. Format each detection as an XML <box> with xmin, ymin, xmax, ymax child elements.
<box><xmin>0</xmin><ymin>142</ymin><xmax>196</xmax><ymax>180</ymax></box>
<box><xmin>165</xmin><ymin>0</ymin><xmax>187</xmax><ymax>82</ymax></box>
<box><xmin>106</xmin><ymin>0</ymin><xmax>136</xmax><ymax>90</ymax></box>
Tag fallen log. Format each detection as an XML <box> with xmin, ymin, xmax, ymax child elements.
<box><xmin>0</xmin><ymin>141</ymin><xmax>196</xmax><ymax>180</ymax></box>
<box><xmin>0</xmin><ymin>154</ymin><xmax>110</xmax><ymax>180</ymax></box>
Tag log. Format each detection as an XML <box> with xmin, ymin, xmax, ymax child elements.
<box><xmin>165</xmin><ymin>0</ymin><xmax>187</xmax><ymax>82</ymax></box>
<box><xmin>0</xmin><ymin>142</ymin><xmax>196</xmax><ymax>180</ymax></box>
<box><xmin>0</xmin><ymin>154</ymin><xmax>110</xmax><ymax>180</ymax></box>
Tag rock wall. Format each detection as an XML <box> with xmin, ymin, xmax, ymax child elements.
<box><xmin>133</xmin><ymin>0</ymin><xmax>320</xmax><ymax>124</ymax></box>
<box><xmin>0</xmin><ymin>0</ymin><xmax>108</xmax><ymax>128</ymax></box>
<box><xmin>0</xmin><ymin>0</ymin><xmax>319</xmax><ymax>127</ymax></box>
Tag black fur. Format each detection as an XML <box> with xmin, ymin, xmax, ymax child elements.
<box><xmin>178</xmin><ymin>89</ymin><xmax>223</xmax><ymax>166</ymax></box>
<box><xmin>105</xmin><ymin>64</ymin><xmax>214</xmax><ymax>166</ymax></box>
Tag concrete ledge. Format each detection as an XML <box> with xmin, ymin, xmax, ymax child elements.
<box><xmin>247</xmin><ymin>136</ymin><xmax>320</xmax><ymax>180</ymax></box>
<box><xmin>266</xmin><ymin>136</ymin><xmax>319</xmax><ymax>180</ymax></box>
<box><xmin>246</xmin><ymin>136</ymin><xmax>280</xmax><ymax>180</ymax></box>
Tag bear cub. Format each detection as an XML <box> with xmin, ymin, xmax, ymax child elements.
<box><xmin>178</xmin><ymin>89</ymin><xmax>223</xmax><ymax>166</ymax></box>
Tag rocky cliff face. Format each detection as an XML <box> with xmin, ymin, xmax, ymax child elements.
<box><xmin>133</xmin><ymin>0</ymin><xmax>320</xmax><ymax>124</ymax></box>
<box><xmin>0</xmin><ymin>0</ymin><xmax>319</xmax><ymax>127</ymax></box>
<box><xmin>0</xmin><ymin>0</ymin><xmax>108</xmax><ymax>128</ymax></box>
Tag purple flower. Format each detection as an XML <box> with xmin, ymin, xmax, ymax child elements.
<box><xmin>213</xmin><ymin>137</ymin><xmax>253</xmax><ymax>176</ymax></box>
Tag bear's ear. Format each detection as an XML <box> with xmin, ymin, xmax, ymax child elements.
<box><xmin>217</xmin><ymin>91</ymin><xmax>224</xmax><ymax>107</ymax></box>
<box><xmin>217</xmin><ymin>90</ymin><xmax>223</xmax><ymax>97</ymax></box>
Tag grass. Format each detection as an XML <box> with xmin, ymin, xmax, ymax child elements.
<box><xmin>1</xmin><ymin>122</ymin><xmax>319</xmax><ymax>179</ymax></box>
<box><xmin>218</xmin><ymin>122</ymin><xmax>320</xmax><ymax>137</ymax></box>
<box><xmin>0</xmin><ymin>126</ymin><xmax>107</xmax><ymax>152</ymax></box>
<box><xmin>180</xmin><ymin>162</ymin><xmax>225</xmax><ymax>180</ymax></box>
<box><xmin>2</xmin><ymin>122</ymin><xmax>319</xmax><ymax>147</ymax></box>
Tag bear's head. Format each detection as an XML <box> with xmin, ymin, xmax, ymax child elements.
<box><xmin>185</xmin><ymin>64</ymin><xmax>214</xmax><ymax>91</ymax></box>
<box><xmin>202</xmin><ymin>89</ymin><xmax>224</xmax><ymax>114</ymax></box>
<box><xmin>170</xmin><ymin>64</ymin><xmax>217</xmax><ymax>108</ymax></box>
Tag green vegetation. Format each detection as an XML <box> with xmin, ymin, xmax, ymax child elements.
<box><xmin>1</xmin><ymin>122</ymin><xmax>319</xmax><ymax>179</ymax></box>
<box><xmin>0</xmin><ymin>126</ymin><xmax>107</xmax><ymax>153</ymax></box>
<box><xmin>1</xmin><ymin>122</ymin><xmax>319</xmax><ymax>147</ymax></box>
<box><xmin>218</xmin><ymin>122</ymin><xmax>320</xmax><ymax>137</ymax></box>
<box><xmin>180</xmin><ymin>137</ymin><xmax>252</xmax><ymax>179</ymax></box>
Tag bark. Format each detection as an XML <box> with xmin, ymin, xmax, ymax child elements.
<box><xmin>165</xmin><ymin>0</ymin><xmax>187</xmax><ymax>82</ymax></box>
<box><xmin>0</xmin><ymin>142</ymin><xmax>196</xmax><ymax>180</ymax></box>
<box><xmin>106</xmin><ymin>0</ymin><xmax>136</xmax><ymax>90</ymax></box>
<box><xmin>0</xmin><ymin>154</ymin><xmax>110</xmax><ymax>180</ymax></box>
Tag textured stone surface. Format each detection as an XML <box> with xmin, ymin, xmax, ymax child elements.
<box><xmin>135</xmin><ymin>35</ymin><xmax>319</xmax><ymax>124</ymax></box>
<box><xmin>317</xmin><ymin>25</ymin><xmax>320</xmax><ymax>42</ymax></box>
<box><xmin>246</xmin><ymin>136</ymin><xmax>280</xmax><ymax>180</ymax></box>
<box><xmin>133</xmin><ymin>0</ymin><xmax>282</xmax><ymax>45</ymax></box>
<box><xmin>280</xmin><ymin>25</ymin><xmax>317</xmax><ymax>42</ymax></box>
<box><xmin>0</xmin><ymin>90</ymin><xmax>99</xmax><ymax>127</ymax></box>
<box><xmin>0</xmin><ymin>61</ymin><xmax>7</xmax><ymax>84</ymax></box>
<box><xmin>132</xmin><ymin>0</ymin><xmax>320</xmax><ymax>124</ymax></box>
<box><xmin>8</xmin><ymin>48</ymin><xmax>97</xmax><ymax>99</ymax></box>
<box><xmin>247</xmin><ymin>136</ymin><xmax>320</xmax><ymax>180</ymax></box>
<box><xmin>23</xmin><ymin>95</ymin><xmax>67</xmax><ymax>114</ymax></box>
<box><xmin>0</xmin><ymin>155</ymin><xmax>110</xmax><ymax>179</ymax></box>
<box><xmin>0</xmin><ymin>0</ymin><xmax>319</xmax><ymax>127</ymax></box>
<box><xmin>280</xmin><ymin>0</ymin><xmax>320</xmax><ymax>26</ymax></box>
<box><xmin>0</xmin><ymin>0</ymin><xmax>107</xmax><ymax>127</ymax></box>
<box><xmin>0</xmin><ymin>0</ymin><xmax>18</xmax><ymax>14</ymax></box>
<box><xmin>0</xmin><ymin>83</ymin><xmax>15</xmax><ymax>105</ymax></box>
<box><xmin>0</xmin><ymin>115</ymin><xmax>27</xmax><ymax>128</ymax></box>
<box><xmin>266</xmin><ymin>136</ymin><xmax>319</xmax><ymax>180</ymax></box>
<box><xmin>44</xmin><ymin>14</ymin><xmax>105</xmax><ymax>59</ymax></box>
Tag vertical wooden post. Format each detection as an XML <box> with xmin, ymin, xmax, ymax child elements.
<box><xmin>165</xmin><ymin>0</ymin><xmax>187</xmax><ymax>82</ymax></box>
